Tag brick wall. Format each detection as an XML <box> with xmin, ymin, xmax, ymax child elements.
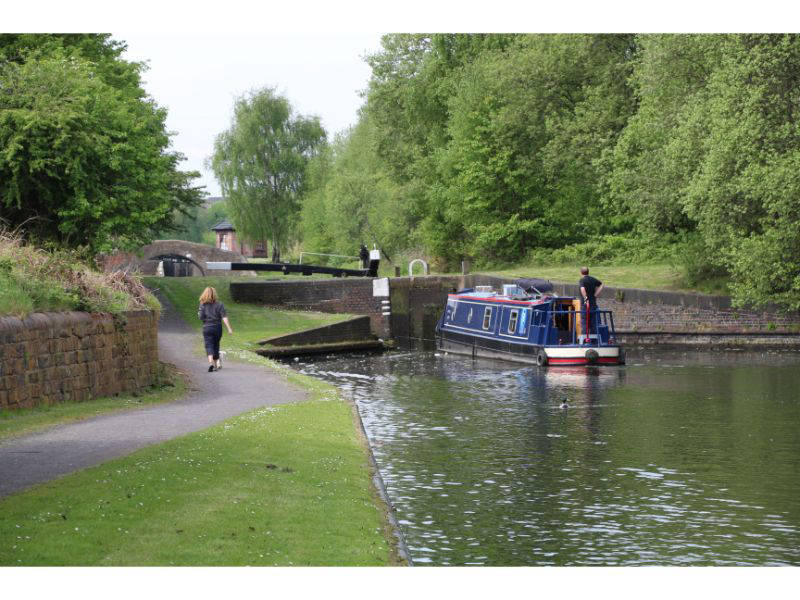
<box><xmin>0</xmin><ymin>310</ymin><xmax>160</xmax><ymax>410</ymax></box>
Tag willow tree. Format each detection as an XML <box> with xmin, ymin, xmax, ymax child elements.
<box><xmin>210</xmin><ymin>87</ymin><xmax>325</xmax><ymax>262</ymax></box>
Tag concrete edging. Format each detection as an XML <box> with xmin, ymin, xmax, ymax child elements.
<box><xmin>348</xmin><ymin>392</ymin><xmax>413</xmax><ymax>566</ymax></box>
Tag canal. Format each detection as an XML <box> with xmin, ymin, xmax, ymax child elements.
<box><xmin>289</xmin><ymin>348</ymin><xmax>800</xmax><ymax>566</ymax></box>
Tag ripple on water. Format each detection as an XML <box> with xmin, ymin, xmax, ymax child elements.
<box><xmin>289</xmin><ymin>349</ymin><xmax>800</xmax><ymax>566</ymax></box>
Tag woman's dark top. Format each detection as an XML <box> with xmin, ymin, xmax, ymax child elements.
<box><xmin>198</xmin><ymin>301</ymin><xmax>227</xmax><ymax>328</ymax></box>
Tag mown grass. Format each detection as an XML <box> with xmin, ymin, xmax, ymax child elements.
<box><xmin>488</xmin><ymin>263</ymin><xmax>689</xmax><ymax>292</ymax></box>
<box><xmin>0</xmin><ymin>396</ymin><xmax>395</xmax><ymax>566</ymax></box>
<box><xmin>143</xmin><ymin>276</ymin><xmax>353</xmax><ymax>350</ymax></box>
<box><xmin>0</xmin><ymin>366</ymin><xmax>186</xmax><ymax>442</ymax></box>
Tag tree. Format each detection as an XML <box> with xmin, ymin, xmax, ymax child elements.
<box><xmin>0</xmin><ymin>34</ymin><xmax>144</xmax><ymax>93</ymax></box>
<box><xmin>300</xmin><ymin>116</ymin><xmax>416</xmax><ymax>261</ymax></box>
<box><xmin>157</xmin><ymin>199</ymin><xmax>229</xmax><ymax>245</ymax></box>
<box><xmin>210</xmin><ymin>88</ymin><xmax>325</xmax><ymax>262</ymax></box>
<box><xmin>679</xmin><ymin>34</ymin><xmax>800</xmax><ymax>308</ymax></box>
<box><xmin>0</xmin><ymin>43</ymin><xmax>203</xmax><ymax>253</ymax></box>
<box><xmin>426</xmin><ymin>34</ymin><xmax>636</xmax><ymax>264</ymax></box>
<box><xmin>607</xmin><ymin>34</ymin><xmax>800</xmax><ymax>308</ymax></box>
<box><xmin>607</xmin><ymin>34</ymin><xmax>724</xmax><ymax>235</ymax></box>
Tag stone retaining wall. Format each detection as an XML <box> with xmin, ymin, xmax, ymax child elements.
<box><xmin>259</xmin><ymin>316</ymin><xmax>374</xmax><ymax>347</ymax></box>
<box><xmin>617</xmin><ymin>332</ymin><xmax>800</xmax><ymax>347</ymax></box>
<box><xmin>0</xmin><ymin>310</ymin><xmax>159</xmax><ymax>410</ymax></box>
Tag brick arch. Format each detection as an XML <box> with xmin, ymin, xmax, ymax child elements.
<box><xmin>150</xmin><ymin>253</ymin><xmax>208</xmax><ymax>276</ymax></box>
<box><xmin>97</xmin><ymin>240</ymin><xmax>255</xmax><ymax>277</ymax></box>
<box><xmin>141</xmin><ymin>240</ymin><xmax>248</xmax><ymax>265</ymax></box>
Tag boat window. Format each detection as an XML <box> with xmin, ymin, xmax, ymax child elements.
<box><xmin>467</xmin><ymin>307</ymin><xmax>473</xmax><ymax>323</ymax></box>
<box><xmin>482</xmin><ymin>307</ymin><xmax>492</xmax><ymax>330</ymax></box>
<box><xmin>448</xmin><ymin>301</ymin><xmax>457</xmax><ymax>321</ymax></box>
<box><xmin>508</xmin><ymin>309</ymin><xmax>519</xmax><ymax>333</ymax></box>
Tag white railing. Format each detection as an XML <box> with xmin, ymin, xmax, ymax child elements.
<box><xmin>298</xmin><ymin>252</ymin><xmax>359</xmax><ymax>264</ymax></box>
<box><xmin>408</xmin><ymin>258</ymin><xmax>429</xmax><ymax>277</ymax></box>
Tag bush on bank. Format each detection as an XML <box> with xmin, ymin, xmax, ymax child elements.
<box><xmin>0</xmin><ymin>229</ymin><xmax>158</xmax><ymax>318</ymax></box>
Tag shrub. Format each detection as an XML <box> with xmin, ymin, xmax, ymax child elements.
<box><xmin>0</xmin><ymin>229</ymin><xmax>158</xmax><ymax>317</ymax></box>
<box><xmin>524</xmin><ymin>234</ymin><xmax>679</xmax><ymax>266</ymax></box>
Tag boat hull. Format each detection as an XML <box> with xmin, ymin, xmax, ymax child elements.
<box><xmin>437</xmin><ymin>329</ymin><xmax>622</xmax><ymax>366</ymax></box>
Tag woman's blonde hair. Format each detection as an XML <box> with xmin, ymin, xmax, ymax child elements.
<box><xmin>199</xmin><ymin>287</ymin><xmax>218</xmax><ymax>304</ymax></box>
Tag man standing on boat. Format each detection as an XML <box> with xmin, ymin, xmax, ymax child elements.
<box><xmin>579</xmin><ymin>267</ymin><xmax>603</xmax><ymax>342</ymax></box>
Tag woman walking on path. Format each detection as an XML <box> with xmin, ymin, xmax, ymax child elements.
<box><xmin>198</xmin><ymin>286</ymin><xmax>233</xmax><ymax>372</ymax></box>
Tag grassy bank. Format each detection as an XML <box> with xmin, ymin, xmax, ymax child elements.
<box><xmin>144</xmin><ymin>276</ymin><xmax>353</xmax><ymax>352</ymax></box>
<box><xmin>0</xmin><ymin>230</ymin><xmax>158</xmax><ymax>317</ymax></box>
<box><xmin>0</xmin><ymin>365</ymin><xmax>186</xmax><ymax>442</ymax></box>
<box><xmin>0</xmin><ymin>393</ymin><xmax>396</xmax><ymax>565</ymax></box>
<box><xmin>487</xmin><ymin>263</ymin><xmax>688</xmax><ymax>292</ymax></box>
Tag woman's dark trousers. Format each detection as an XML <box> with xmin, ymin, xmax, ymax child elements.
<box><xmin>203</xmin><ymin>324</ymin><xmax>223</xmax><ymax>359</ymax></box>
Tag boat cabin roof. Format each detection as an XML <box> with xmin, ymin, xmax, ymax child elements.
<box><xmin>449</xmin><ymin>287</ymin><xmax>574</xmax><ymax>307</ymax></box>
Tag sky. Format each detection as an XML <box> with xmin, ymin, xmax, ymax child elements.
<box><xmin>117</xmin><ymin>32</ymin><xmax>384</xmax><ymax>197</ymax></box>
<box><xmin>8</xmin><ymin>0</ymin><xmax>797</xmax><ymax>202</ymax></box>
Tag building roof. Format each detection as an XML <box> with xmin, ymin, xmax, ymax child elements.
<box><xmin>211</xmin><ymin>219</ymin><xmax>235</xmax><ymax>231</ymax></box>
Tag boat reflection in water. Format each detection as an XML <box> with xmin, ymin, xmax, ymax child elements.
<box><xmin>536</xmin><ymin>364</ymin><xmax>625</xmax><ymax>389</ymax></box>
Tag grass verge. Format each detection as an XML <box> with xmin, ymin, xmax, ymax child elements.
<box><xmin>480</xmin><ymin>263</ymin><xmax>730</xmax><ymax>296</ymax></box>
<box><xmin>0</xmin><ymin>393</ymin><xmax>397</xmax><ymax>566</ymax></box>
<box><xmin>485</xmin><ymin>263</ymin><xmax>707</xmax><ymax>293</ymax></box>
<box><xmin>0</xmin><ymin>364</ymin><xmax>186</xmax><ymax>442</ymax></box>
<box><xmin>144</xmin><ymin>276</ymin><xmax>353</xmax><ymax>351</ymax></box>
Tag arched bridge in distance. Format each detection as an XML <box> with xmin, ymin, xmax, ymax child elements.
<box><xmin>98</xmin><ymin>240</ymin><xmax>253</xmax><ymax>277</ymax></box>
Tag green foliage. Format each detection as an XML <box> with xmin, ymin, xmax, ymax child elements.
<box><xmin>525</xmin><ymin>234</ymin><xmax>679</xmax><ymax>266</ymax></box>
<box><xmin>609</xmin><ymin>34</ymin><xmax>800</xmax><ymax>308</ymax></box>
<box><xmin>157</xmin><ymin>199</ymin><xmax>229</xmax><ymax>244</ymax></box>
<box><xmin>300</xmin><ymin>117</ymin><xmax>417</xmax><ymax>261</ymax></box>
<box><xmin>210</xmin><ymin>88</ymin><xmax>325</xmax><ymax>262</ymax></box>
<box><xmin>298</xmin><ymin>33</ymin><xmax>800</xmax><ymax>309</ymax></box>
<box><xmin>0</xmin><ymin>34</ymin><xmax>203</xmax><ymax>253</ymax></box>
<box><xmin>424</xmin><ymin>34</ymin><xmax>637</xmax><ymax>265</ymax></box>
<box><xmin>607</xmin><ymin>34</ymin><xmax>723</xmax><ymax>235</ymax></box>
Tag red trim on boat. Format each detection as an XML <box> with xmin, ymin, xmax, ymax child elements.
<box><xmin>447</xmin><ymin>294</ymin><xmax>551</xmax><ymax>306</ymax></box>
<box><xmin>548</xmin><ymin>357</ymin><xmax>619</xmax><ymax>365</ymax></box>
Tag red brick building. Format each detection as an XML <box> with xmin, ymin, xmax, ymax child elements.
<box><xmin>211</xmin><ymin>220</ymin><xmax>268</xmax><ymax>258</ymax></box>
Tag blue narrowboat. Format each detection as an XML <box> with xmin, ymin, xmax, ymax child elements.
<box><xmin>435</xmin><ymin>279</ymin><xmax>624</xmax><ymax>366</ymax></box>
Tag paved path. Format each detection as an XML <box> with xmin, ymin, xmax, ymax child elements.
<box><xmin>0</xmin><ymin>292</ymin><xmax>306</xmax><ymax>498</ymax></box>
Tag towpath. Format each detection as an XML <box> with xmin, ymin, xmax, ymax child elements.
<box><xmin>0</xmin><ymin>292</ymin><xmax>306</xmax><ymax>498</ymax></box>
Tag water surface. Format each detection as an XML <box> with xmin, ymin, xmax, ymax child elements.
<box><xmin>291</xmin><ymin>348</ymin><xmax>800</xmax><ymax>566</ymax></box>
